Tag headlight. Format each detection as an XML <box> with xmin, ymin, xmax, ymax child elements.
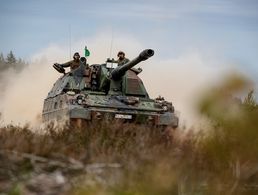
<box><xmin>162</xmin><ymin>105</ymin><xmax>168</xmax><ymax>111</ymax></box>
<box><xmin>77</xmin><ymin>99</ymin><xmax>83</xmax><ymax>105</ymax></box>
<box><xmin>76</xmin><ymin>94</ymin><xmax>86</xmax><ymax>105</ymax></box>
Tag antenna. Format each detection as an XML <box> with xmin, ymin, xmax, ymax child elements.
<box><xmin>69</xmin><ymin>24</ymin><xmax>71</xmax><ymax>59</ymax></box>
<box><xmin>109</xmin><ymin>29</ymin><xmax>114</xmax><ymax>58</ymax></box>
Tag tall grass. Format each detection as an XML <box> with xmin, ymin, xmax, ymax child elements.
<box><xmin>1</xmin><ymin>74</ymin><xmax>258</xmax><ymax>194</ymax></box>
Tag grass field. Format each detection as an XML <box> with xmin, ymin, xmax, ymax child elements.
<box><xmin>0</xmin><ymin>75</ymin><xmax>258</xmax><ymax>195</ymax></box>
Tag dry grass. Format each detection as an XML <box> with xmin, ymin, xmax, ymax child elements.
<box><xmin>1</xmin><ymin>74</ymin><xmax>258</xmax><ymax>194</ymax></box>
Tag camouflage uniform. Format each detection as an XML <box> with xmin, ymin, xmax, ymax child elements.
<box><xmin>117</xmin><ymin>51</ymin><xmax>129</xmax><ymax>66</ymax></box>
<box><xmin>61</xmin><ymin>60</ymin><xmax>80</xmax><ymax>71</ymax></box>
<box><xmin>117</xmin><ymin>57</ymin><xmax>129</xmax><ymax>66</ymax></box>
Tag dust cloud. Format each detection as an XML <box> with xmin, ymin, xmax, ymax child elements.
<box><xmin>0</xmin><ymin>33</ymin><xmax>231</xmax><ymax>127</ymax></box>
<box><xmin>142</xmin><ymin>53</ymin><xmax>232</xmax><ymax>127</ymax></box>
<box><xmin>0</xmin><ymin>33</ymin><xmax>144</xmax><ymax>127</ymax></box>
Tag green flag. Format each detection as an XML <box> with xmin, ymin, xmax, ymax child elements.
<box><xmin>84</xmin><ymin>46</ymin><xmax>90</xmax><ymax>57</ymax></box>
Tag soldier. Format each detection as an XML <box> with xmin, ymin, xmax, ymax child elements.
<box><xmin>57</xmin><ymin>52</ymin><xmax>81</xmax><ymax>71</ymax></box>
<box><xmin>117</xmin><ymin>51</ymin><xmax>129</xmax><ymax>66</ymax></box>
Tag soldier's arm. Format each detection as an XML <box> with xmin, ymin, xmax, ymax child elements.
<box><xmin>60</xmin><ymin>61</ymin><xmax>72</xmax><ymax>68</ymax></box>
<box><xmin>125</xmin><ymin>58</ymin><xmax>130</xmax><ymax>64</ymax></box>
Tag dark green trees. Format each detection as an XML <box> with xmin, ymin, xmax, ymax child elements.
<box><xmin>0</xmin><ymin>51</ymin><xmax>27</xmax><ymax>73</ymax></box>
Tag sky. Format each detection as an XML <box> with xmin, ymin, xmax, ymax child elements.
<box><xmin>1</xmin><ymin>0</ymin><xmax>258</xmax><ymax>76</ymax></box>
<box><xmin>0</xmin><ymin>0</ymin><xmax>257</xmax><ymax>62</ymax></box>
<box><xmin>0</xmin><ymin>0</ymin><xmax>258</xmax><ymax>125</ymax></box>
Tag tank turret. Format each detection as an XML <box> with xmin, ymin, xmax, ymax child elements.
<box><xmin>111</xmin><ymin>49</ymin><xmax>154</xmax><ymax>80</ymax></box>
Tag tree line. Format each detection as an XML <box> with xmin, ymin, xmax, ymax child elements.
<box><xmin>0</xmin><ymin>51</ymin><xmax>27</xmax><ymax>73</ymax></box>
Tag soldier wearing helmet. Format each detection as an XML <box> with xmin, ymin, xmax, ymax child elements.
<box><xmin>56</xmin><ymin>52</ymin><xmax>81</xmax><ymax>71</ymax></box>
<box><xmin>117</xmin><ymin>51</ymin><xmax>129</xmax><ymax>66</ymax></box>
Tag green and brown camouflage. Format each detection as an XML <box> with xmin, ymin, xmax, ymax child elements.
<box><xmin>43</xmin><ymin>49</ymin><xmax>179</xmax><ymax>127</ymax></box>
<box><xmin>117</xmin><ymin>57</ymin><xmax>129</xmax><ymax>66</ymax></box>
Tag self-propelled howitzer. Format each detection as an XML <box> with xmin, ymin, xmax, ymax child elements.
<box><xmin>42</xmin><ymin>49</ymin><xmax>179</xmax><ymax>128</ymax></box>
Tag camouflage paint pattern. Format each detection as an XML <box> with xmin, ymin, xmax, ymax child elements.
<box><xmin>43</xmin><ymin>49</ymin><xmax>179</xmax><ymax>128</ymax></box>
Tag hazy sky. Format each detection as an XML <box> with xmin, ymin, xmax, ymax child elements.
<box><xmin>1</xmin><ymin>0</ymin><xmax>257</xmax><ymax>64</ymax></box>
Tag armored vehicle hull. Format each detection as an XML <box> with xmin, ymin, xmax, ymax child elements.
<box><xmin>43</xmin><ymin>49</ymin><xmax>179</xmax><ymax>128</ymax></box>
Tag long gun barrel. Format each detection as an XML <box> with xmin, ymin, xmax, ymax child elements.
<box><xmin>111</xmin><ymin>49</ymin><xmax>154</xmax><ymax>80</ymax></box>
